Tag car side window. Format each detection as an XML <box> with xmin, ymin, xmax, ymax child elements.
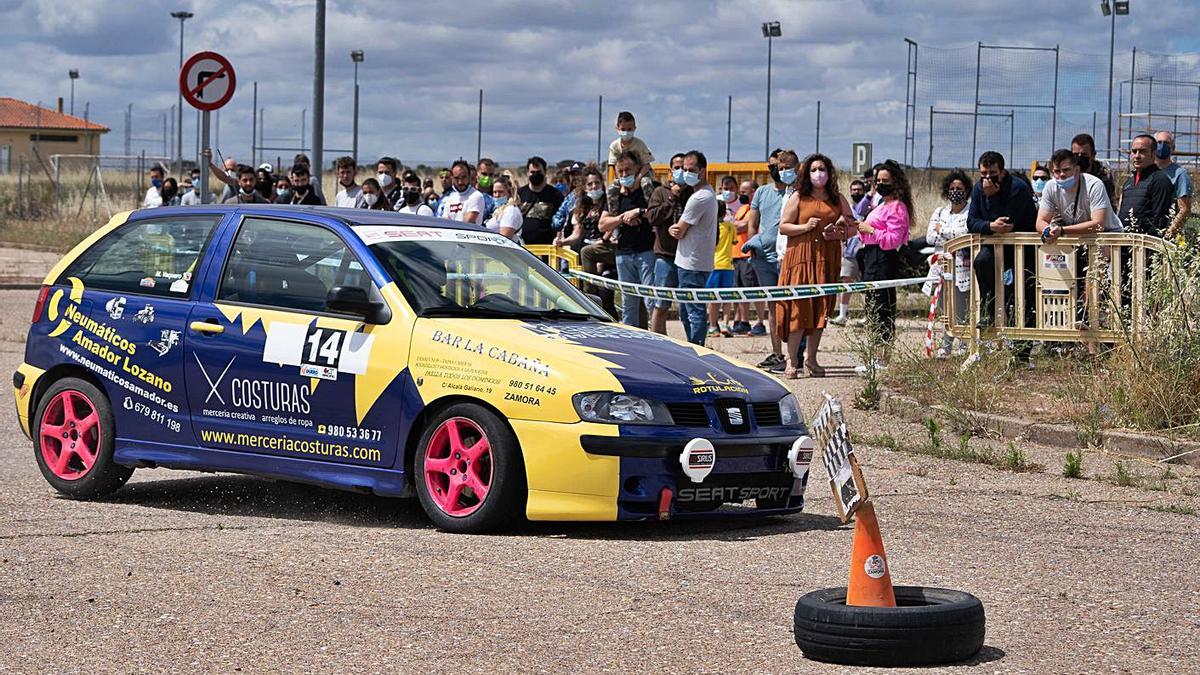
<box><xmin>61</xmin><ymin>216</ymin><xmax>219</xmax><ymax>297</ymax></box>
<box><xmin>218</xmin><ymin>217</ymin><xmax>373</xmax><ymax>314</ymax></box>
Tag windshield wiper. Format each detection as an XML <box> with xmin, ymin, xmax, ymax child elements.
<box><xmin>536</xmin><ymin>308</ymin><xmax>598</xmax><ymax>321</ymax></box>
<box><xmin>419</xmin><ymin>305</ymin><xmax>541</xmax><ymax>319</ymax></box>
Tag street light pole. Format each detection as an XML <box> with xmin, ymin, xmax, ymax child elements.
<box><xmin>68</xmin><ymin>70</ymin><xmax>78</xmax><ymax>116</ymax></box>
<box><xmin>762</xmin><ymin>21</ymin><xmax>781</xmax><ymax>160</ymax></box>
<box><xmin>351</xmin><ymin>50</ymin><xmax>364</xmax><ymax>163</ymax></box>
<box><xmin>171</xmin><ymin>10</ymin><xmax>194</xmax><ymax>177</ymax></box>
<box><xmin>312</xmin><ymin>0</ymin><xmax>326</xmax><ymax>189</ymax></box>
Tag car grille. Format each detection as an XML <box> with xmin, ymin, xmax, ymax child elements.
<box><xmin>666</xmin><ymin>402</ymin><xmax>710</xmax><ymax>427</ymax></box>
<box><xmin>752</xmin><ymin>402</ymin><xmax>782</xmax><ymax>427</ymax></box>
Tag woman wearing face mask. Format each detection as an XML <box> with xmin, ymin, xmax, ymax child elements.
<box><xmin>484</xmin><ymin>175</ymin><xmax>523</xmax><ymax>241</ymax></box>
<box><xmin>853</xmin><ymin>160</ymin><xmax>914</xmax><ymax>375</ymax></box>
<box><xmin>254</xmin><ymin>167</ymin><xmax>275</xmax><ymax>201</ymax></box>
<box><xmin>558</xmin><ymin>169</ymin><xmax>607</xmax><ymax>253</ymax></box>
<box><xmin>272</xmin><ymin>177</ymin><xmax>293</xmax><ymax>204</ymax></box>
<box><xmin>775</xmin><ymin>154</ymin><xmax>854</xmax><ymax>378</ymax></box>
<box><xmin>359</xmin><ymin>177</ymin><xmax>393</xmax><ymax>211</ymax></box>
<box><xmin>159</xmin><ymin>177</ymin><xmax>181</xmax><ymax>207</ymax></box>
<box><xmin>923</xmin><ymin>170</ymin><xmax>973</xmax><ymax>357</ymax></box>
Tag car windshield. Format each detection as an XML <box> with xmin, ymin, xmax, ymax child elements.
<box><xmin>363</xmin><ymin>228</ymin><xmax>609</xmax><ymax>321</ymax></box>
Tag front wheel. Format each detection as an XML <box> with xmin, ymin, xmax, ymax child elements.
<box><xmin>414</xmin><ymin>403</ymin><xmax>525</xmax><ymax>533</ymax></box>
<box><xmin>33</xmin><ymin>377</ymin><xmax>133</xmax><ymax>499</ymax></box>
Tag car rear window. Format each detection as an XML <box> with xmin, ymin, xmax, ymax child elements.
<box><xmin>60</xmin><ymin>215</ymin><xmax>220</xmax><ymax>298</ymax></box>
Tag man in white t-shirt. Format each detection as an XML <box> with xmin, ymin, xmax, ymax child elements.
<box><xmin>394</xmin><ymin>172</ymin><xmax>435</xmax><ymax>216</ymax></box>
<box><xmin>333</xmin><ymin>156</ymin><xmax>365</xmax><ymax>208</ymax></box>
<box><xmin>142</xmin><ymin>165</ymin><xmax>165</xmax><ymax>208</ymax></box>
<box><xmin>436</xmin><ymin>160</ymin><xmax>485</xmax><ymax>224</ymax></box>
<box><xmin>669</xmin><ymin>150</ymin><xmax>718</xmax><ymax>345</ymax></box>
<box><xmin>179</xmin><ymin>178</ymin><xmax>202</xmax><ymax>205</ymax></box>
<box><xmin>1038</xmin><ymin>148</ymin><xmax>1120</xmax><ymax>243</ymax></box>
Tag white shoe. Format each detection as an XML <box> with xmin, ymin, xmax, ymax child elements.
<box><xmin>850</xmin><ymin>318</ymin><xmax>868</xmax><ymax>327</ymax></box>
<box><xmin>828</xmin><ymin>314</ymin><xmax>848</xmax><ymax>326</ymax></box>
<box><xmin>935</xmin><ymin>347</ymin><xmax>951</xmax><ymax>359</ymax></box>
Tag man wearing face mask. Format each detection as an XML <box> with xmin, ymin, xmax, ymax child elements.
<box><xmin>436</xmin><ymin>160</ymin><xmax>485</xmax><ymax>223</ymax></box>
<box><xmin>1030</xmin><ymin>164</ymin><xmax>1050</xmax><ymax>203</ymax></box>
<box><xmin>475</xmin><ymin>157</ymin><xmax>498</xmax><ymax>222</ymax></box>
<box><xmin>599</xmin><ymin>150</ymin><xmax>656</xmax><ymax>327</ymax></box>
<box><xmin>1118</xmin><ymin>134</ymin><xmax>1175</xmax><ymax>237</ymax></box>
<box><xmin>222</xmin><ymin>166</ymin><xmax>270</xmax><ymax>204</ymax></box>
<box><xmin>142</xmin><ymin>165</ymin><xmax>165</xmax><ymax>208</ymax></box>
<box><xmin>731</xmin><ymin>179</ymin><xmax>762</xmax><ymax>335</ymax></box>
<box><xmin>1070</xmin><ymin>133</ymin><xmax>1115</xmax><ymax>204</ymax></box>
<box><xmin>645</xmin><ymin>153</ymin><xmax>691</xmax><ymax>335</ymax></box>
<box><xmin>284</xmin><ymin>164</ymin><xmax>322</xmax><ymax>205</ymax></box>
<box><xmin>376</xmin><ymin>156</ymin><xmax>405</xmax><ymax>208</ymax></box>
<box><xmin>395</xmin><ymin>172</ymin><xmax>434</xmax><ymax>216</ymax></box>
<box><xmin>967</xmin><ymin>150</ymin><xmax>1038</xmax><ymax>338</ymax></box>
<box><xmin>1152</xmin><ymin>130</ymin><xmax>1193</xmax><ymax>239</ymax></box>
<box><xmin>743</xmin><ymin>148</ymin><xmax>797</xmax><ymax>370</ymax></box>
<box><xmin>668</xmin><ymin>150</ymin><xmax>719</xmax><ymax>345</ymax></box>
<box><xmin>180</xmin><ymin>177</ymin><xmax>201</xmax><ymax>206</ymax></box>
<box><xmin>518</xmin><ymin>156</ymin><xmax>565</xmax><ymax>245</ymax></box>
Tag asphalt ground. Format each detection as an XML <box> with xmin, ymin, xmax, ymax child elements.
<box><xmin>2</xmin><ymin>287</ymin><xmax>1198</xmax><ymax>673</ymax></box>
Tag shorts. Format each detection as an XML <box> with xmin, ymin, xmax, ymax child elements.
<box><xmin>750</xmin><ymin>255</ymin><xmax>779</xmax><ymax>288</ymax></box>
<box><xmin>734</xmin><ymin>258</ymin><xmax>758</xmax><ymax>287</ymax></box>
<box><xmin>652</xmin><ymin>256</ymin><xmax>680</xmax><ymax>309</ymax></box>
<box><xmin>839</xmin><ymin>257</ymin><xmax>861</xmax><ymax>279</ymax></box>
<box><xmin>705</xmin><ymin>269</ymin><xmax>735</xmax><ymax>288</ymax></box>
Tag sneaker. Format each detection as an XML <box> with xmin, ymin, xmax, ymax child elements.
<box><xmin>750</xmin><ymin>323</ymin><xmax>767</xmax><ymax>336</ymax></box>
<box><xmin>720</xmin><ymin>325</ymin><xmax>734</xmax><ymax>338</ymax></box>
<box><xmin>757</xmin><ymin>353</ymin><xmax>785</xmax><ymax>370</ymax></box>
<box><xmin>706</xmin><ymin>326</ymin><xmax>721</xmax><ymax>338</ymax></box>
<box><xmin>828</xmin><ymin>314</ymin><xmax>848</xmax><ymax>326</ymax></box>
<box><xmin>854</xmin><ymin>360</ymin><xmax>886</xmax><ymax>377</ymax></box>
<box><xmin>731</xmin><ymin>321</ymin><xmax>751</xmax><ymax>335</ymax></box>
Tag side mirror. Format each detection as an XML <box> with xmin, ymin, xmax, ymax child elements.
<box><xmin>326</xmin><ymin>285</ymin><xmax>390</xmax><ymax>324</ymax></box>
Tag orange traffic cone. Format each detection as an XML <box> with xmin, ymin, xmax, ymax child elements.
<box><xmin>846</xmin><ymin>501</ymin><xmax>897</xmax><ymax>607</ymax></box>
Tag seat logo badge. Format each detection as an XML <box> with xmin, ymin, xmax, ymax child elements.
<box><xmin>679</xmin><ymin>438</ymin><xmax>715</xmax><ymax>483</ymax></box>
<box><xmin>726</xmin><ymin>406</ymin><xmax>744</xmax><ymax>426</ymax></box>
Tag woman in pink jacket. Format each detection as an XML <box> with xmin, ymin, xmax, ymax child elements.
<box><xmin>854</xmin><ymin>160</ymin><xmax>914</xmax><ymax>374</ymax></box>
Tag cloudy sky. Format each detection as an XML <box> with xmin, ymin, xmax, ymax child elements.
<box><xmin>4</xmin><ymin>0</ymin><xmax>1200</xmax><ymax>173</ymax></box>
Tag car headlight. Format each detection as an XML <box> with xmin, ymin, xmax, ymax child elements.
<box><xmin>573</xmin><ymin>391</ymin><xmax>672</xmax><ymax>425</ymax></box>
<box><xmin>779</xmin><ymin>393</ymin><xmax>803</xmax><ymax>426</ymax></box>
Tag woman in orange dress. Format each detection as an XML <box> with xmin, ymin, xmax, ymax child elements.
<box><xmin>775</xmin><ymin>153</ymin><xmax>854</xmax><ymax>378</ymax></box>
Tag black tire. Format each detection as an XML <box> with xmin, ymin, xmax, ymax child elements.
<box><xmin>32</xmin><ymin>377</ymin><xmax>133</xmax><ymax>499</ymax></box>
<box><xmin>793</xmin><ymin>586</ymin><xmax>985</xmax><ymax>667</ymax></box>
<box><xmin>413</xmin><ymin>403</ymin><xmax>525</xmax><ymax>533</ymax></box>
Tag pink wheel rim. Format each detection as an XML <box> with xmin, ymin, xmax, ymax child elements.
<box><xmin>39</xmin><ymin>390</ymin><xmax>102</xmax><ymax>481</ymax></box>
<box><xmin>423</xmin><ymin>417</ymin><xmax>493</xmax><ymax>517</ymax></box>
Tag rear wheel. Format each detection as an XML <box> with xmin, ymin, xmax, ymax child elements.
<box><xmin>414</xmin><ymin>403</ymin><xmax>525</xmax><ymax>533</ymax></box>
<box><xmin>33</xmin><ymin>377</ymin><xmax>132</xmax><ymax>499</ymax></box>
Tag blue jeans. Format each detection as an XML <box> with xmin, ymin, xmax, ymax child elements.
<box><xmin>678</xmin><ymin>269</ymin><xmax>710</xmax><ymax>345</ymax></box>
<box><xmin>653</xmin><ymin>256</ymin><xmax>690</xmax><ymax>336</ymax></box>
<box><xmin>616</xmin><ymin>249</ymin><xmax>656</xmax><ymax>326</ymax></box>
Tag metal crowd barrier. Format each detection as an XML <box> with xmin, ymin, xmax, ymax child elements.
<box><xmin>940</xmin><ymin>233</ymin><xmax>1168</xmax><ymax>344</ymax></box>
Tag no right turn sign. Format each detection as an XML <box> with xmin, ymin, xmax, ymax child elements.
<box><xmin>179</xmin><ymin>51</ymin><xmax>237</xmax><ymax>111</ymax></box>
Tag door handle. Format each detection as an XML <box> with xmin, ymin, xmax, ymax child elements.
<box><xmin>190</xmin><ymin>320</ymin><xmax>225</xmax><ymax>335</ymax></box>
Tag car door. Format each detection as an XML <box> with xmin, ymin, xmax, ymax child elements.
<box><xmin>183</xmin><ymin>214</ymin><xmax>403</xmax><ymax>470</ymax></box>
<box><xmin>53</xmin><ymin>213</ymin><xmax>223</xmax><ymax>448</ymax></box>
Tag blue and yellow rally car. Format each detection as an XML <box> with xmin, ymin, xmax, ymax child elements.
<box><xmin>13</xmin><ymin>206</ymin><xmax>814</xmax><ymax>532</ymax></box>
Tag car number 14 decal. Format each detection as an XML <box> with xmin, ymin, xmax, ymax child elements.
<box><xmin>263</xmin><ymin>322</ymin><xmax>375</xmax><ymax>381</ymax></box>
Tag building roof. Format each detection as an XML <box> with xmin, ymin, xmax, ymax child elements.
<box><xmin>0</xmin><ymin>98</ymin><xmax>109</xmax><ymax>133</ymax></box>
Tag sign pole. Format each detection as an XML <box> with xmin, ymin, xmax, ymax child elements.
<box><xmin>200</xmin><ymin>110</ymin><xmax>211</xmax><ymax>203</ymax></box>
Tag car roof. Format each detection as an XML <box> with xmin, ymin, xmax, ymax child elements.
<box><xmin>127</xmin><ymin>204</ymin><xmax>484</xmax><ymax>237</ymax></box>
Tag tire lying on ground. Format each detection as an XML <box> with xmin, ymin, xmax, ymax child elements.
<box><xmin>793</xmin><ymin>586</ymin><xmax>985</xmax><ymax>667</ymax></box>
